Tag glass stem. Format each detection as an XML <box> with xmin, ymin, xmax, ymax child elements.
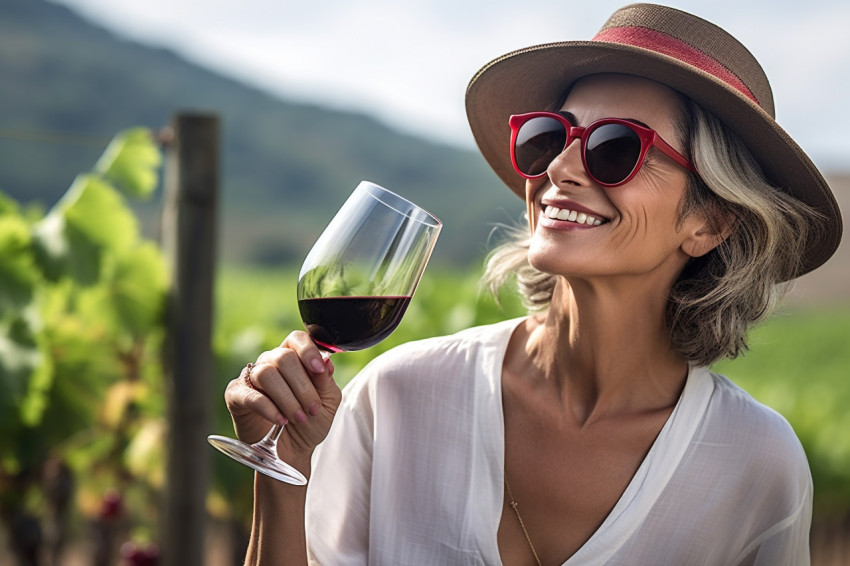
<box><xmin>257</xmin><ymin>424</ymin><xmax>284</xmax><ymax>453</ymax></box>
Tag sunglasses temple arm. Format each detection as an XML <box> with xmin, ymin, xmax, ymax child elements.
<box><xmin>654</xmin><ymin>135</ymin><xmax>698</xmax><ymax>175</ymax></box>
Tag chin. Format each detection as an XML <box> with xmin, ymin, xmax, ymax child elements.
<box><xmin>527</xmin><ymin>244</ymin><xmax>578</xmax><ymax>277</ymax></box>
<box><xmin>528</xmin><ymin>244</ymin><xmax>621</xmax><ymax>281</ymax></box>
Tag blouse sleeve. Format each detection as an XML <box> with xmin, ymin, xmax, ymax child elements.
<box><xmin>730</xmin><ymin>400</ymin><xmax>814</xmax><ymax>566</ymax></box>
<box><xmin>750</xmin><ymin>497</ymin><xmax>812</xmax><ymax>566</ymax></box>
<box><xmin>739</xmin><ymin>478</ymin><xmax>813</xmax><ymax>566</ymax></box>
<box><xmin>305</xmin><ymin>372</ymin><xmax>376</xmax><ymax>565</ymax></box>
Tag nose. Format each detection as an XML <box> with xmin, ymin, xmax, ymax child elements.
<box><xmin>546</xmin><ymin>134</ymin><xmax>589</xmax><ymax>187</ymax></box>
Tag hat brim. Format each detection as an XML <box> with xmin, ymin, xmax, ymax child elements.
<box><xmin>466</xmin><ymin>40</ymin><xmax>843</xmax><ymax>277</ymax></box>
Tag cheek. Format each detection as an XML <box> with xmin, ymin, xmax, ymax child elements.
<box><xmin>601</xmin><ymin>193</ymin><xmax>691</xmax><ymax>270</ymax></box>
<box><xmin>616</xmin><ymin>184</ymin><xmax>684</xmax><ymax>234</ymax></box>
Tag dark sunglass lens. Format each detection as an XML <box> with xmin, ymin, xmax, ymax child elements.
<box><xmin>515</xmin><ymin>117</ymin><xmax>567</xmax><ymax>176</ymax></box>
<box><xmin>585</xmin><ymin>123</ymin><xmax>642</xmax><ymax>184</ymax></box>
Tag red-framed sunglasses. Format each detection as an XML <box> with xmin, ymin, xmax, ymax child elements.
<box><xmin>509</xmin><ymin>112</ymin><xmax>697</xmax><ymax>187</ymax></box>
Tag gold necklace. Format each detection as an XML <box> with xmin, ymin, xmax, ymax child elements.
<box><xmin>504</xmin><ymin>476</ymin><xmax>543</xmax><ymax>566</ymax></box>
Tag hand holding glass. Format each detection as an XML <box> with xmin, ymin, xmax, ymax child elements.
<box><xmin>208</xmin><ymin>181</ymin><xmax>441</xmax><ymax>484</ymax></box>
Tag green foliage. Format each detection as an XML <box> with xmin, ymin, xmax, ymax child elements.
<box><xmin>94</xmin><ymin>128</ymin><xmax>162</xmax><ymax>198</ymax></box>
<box><xmin>0</xmin><ymin>128</ymin><xmax>166</xmax><ymax>534</ymax></box>
<box><xmin>0</xmin><ymin>203</ymin><xmax>38</xmax><ymax>313</ymax></box>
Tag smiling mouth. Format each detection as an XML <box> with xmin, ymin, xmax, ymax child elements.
<box><xmin>543</xmin><ymin>205</ymin><xmax>607</xmax><ymax>226</ymax></box>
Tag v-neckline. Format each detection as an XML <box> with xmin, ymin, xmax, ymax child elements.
<box><xmin>486</xmin><ymin>317</ymin><xmax>716</xmax><ymax>566</ymax></box>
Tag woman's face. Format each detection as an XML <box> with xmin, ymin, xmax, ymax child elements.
<box><xmin>526</xmin><ymin>73</ymin><xmax>705</xmax><ymax>285</ymax></box>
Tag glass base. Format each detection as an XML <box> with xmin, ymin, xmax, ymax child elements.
<box><xmin>207</xmin><ymin>435</ymin><xmax>308</xmax><ymax>485</ymax></box>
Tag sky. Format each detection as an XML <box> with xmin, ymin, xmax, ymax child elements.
<box><xmin>51</xmin><ymin>0</ymin><xmax>850</xmax><ymax>171</ymax></box>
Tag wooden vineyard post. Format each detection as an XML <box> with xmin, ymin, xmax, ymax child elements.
<box><xmin>160</xmin><ymin>113</ymin><xmax>219</xmax><ymax>566</ymax></box>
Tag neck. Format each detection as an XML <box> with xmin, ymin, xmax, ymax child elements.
<box><xmin>520</xmin><ymin>276</ymin><xmax>688</xmax><ymax>425</ymax></box>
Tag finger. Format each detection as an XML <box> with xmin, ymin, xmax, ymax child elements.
<box><xmin>251</xmin><ymin>354</ymin><xmax>318</xmax><ymax>422</ymax></box>
<box><xmin>283</xmin><ymin>332</ymin><xmax>339</xmax><ymax>399</ymax></box>
<box><xmin>239</xmin><ymin>387</ymin><xmax>288</xmax><ymax>427</ymax></box>
<box><xmin>262</xmin><ymin>342</ymin><xmax>327</xmax><ymax>415</ymax></box>
<box><xmin>257</xmin><ymin>346</ymin><xmax>318</xmax><ymax>394</ymax></box>
<box><xmin>310</xmin><ymin>356</ymin><xmax>338</xmax><ymax>398</ymax></box>
<box><xmin>271</xmin><ymin>347</ymin><xmax>326</xmax><ymax>416</ymax></box>
<box><xmin>223</xmin><ymin>375</ymin><xmax>287</xmax><ymax>431</ymax></box>
<box><xmin>282</xmin><ymin>331</ymin><xmax>328</xmax><ymax>375</ymax></box>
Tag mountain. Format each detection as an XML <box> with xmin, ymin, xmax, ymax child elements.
<box><xmin>0</xmin><ymin>0</ymin><xmax>522</xmax><ymax>265</ymax></box>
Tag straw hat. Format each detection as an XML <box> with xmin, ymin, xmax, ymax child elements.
<box><xmin>466</xmin><ymin>3</ymin><xmax>842</xmax><ymax>277</ymax></box>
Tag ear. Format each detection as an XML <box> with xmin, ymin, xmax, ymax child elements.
<box><xmin>681</xmin><ymin>211</ymin><xmax>734</xmax><ymax>258</ymax></box>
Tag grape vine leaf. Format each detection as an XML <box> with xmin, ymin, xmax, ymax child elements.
<box><xmin>94</xmin><ymin>127</ymin><xmax>162</xmax><ymax>198</ymax></box>
<box><xmin>32</xmin><ymin>174</ymin><xmax>139</xmax><ymax>285</ymax></box>
<box><xmin>0</xmin><ymin>211</ymin><xmax>39</xmax><ymax>316</ymax></box>
<box><xmin>104</xmin><ymin>242</ymin><xmax>168</xmax><ymax>338</ymax></box>
<box><xmin>0</xmin><ymin>315</ymin><xmax>47</xmax><ymax>430</ymax></box>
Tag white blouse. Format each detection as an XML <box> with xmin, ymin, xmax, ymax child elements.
<box><xmin>305</xmin><ymin>318</ymin><xmax>812</xmax><ymax>565</ymax></box>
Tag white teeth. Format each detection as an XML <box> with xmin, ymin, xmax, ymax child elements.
<box><xmin>544</xmin><ymin>205</ymin><xmax>605</xmax><ymax>226</ymax></box>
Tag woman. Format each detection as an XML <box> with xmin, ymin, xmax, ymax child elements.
<box><xmin>225</xmin><ymin>4</ymin><xmax>842</xmax><ymax>565</ymax></box>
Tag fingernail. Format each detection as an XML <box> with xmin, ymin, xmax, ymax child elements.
<box><xmin>295</xmin><ymin>410</ymin><xmax>308</xmax><ymax>424</ymax></box>
<box><xmin>309</xmin><ymin>401</ymin><xmax>321</xmax><ymax>416</ymax></box>
<box><xmin>277</xmin><ymin>415</ymin><xmax>289</xmax><ymax>426</ymax></box>
<box><xmin>311</xmin><ymin>359</ymin><xmax>325</xmax><ymax>373</ymax></box>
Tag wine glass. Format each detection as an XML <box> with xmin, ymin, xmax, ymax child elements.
<box><xmin>208</xmin><ymin>181</ymin><xmax>441</xmax><ymax>484</ymax></box>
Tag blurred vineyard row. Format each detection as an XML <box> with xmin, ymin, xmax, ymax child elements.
<box><xmin>1</xmin><ymin>128</ymin><xmax>848</xmax><ymax>562</ymax></box>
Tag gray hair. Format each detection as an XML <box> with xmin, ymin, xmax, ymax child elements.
<box><xmin>482</xmin><ymin>98</ymin><xmax>822</xmax><ymax>367</ymax></box>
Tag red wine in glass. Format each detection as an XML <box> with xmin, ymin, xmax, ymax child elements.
<box><xmin>209</xmin><ymin>181</ymin><xmax>441</xmax><ymax>484</ymax></box>
<box><xmin>298</xmin><ymin>295</ymin><xmax>412</xmax><ymax>353</ymax></box>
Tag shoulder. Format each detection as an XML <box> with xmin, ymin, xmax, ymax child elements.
<box><xmin>702</xmin><ymin>371</ymin><xmax>812</xmax><ymax>499</ymax></box>
<box><xmin>687</xmin><ymin>372</ymin><xmax>813</xmax><ymax>559</ymax></box>
<box><xmin>706</xmin><ymin>372</ymin><xmax>803</xmax><ymax>452</ymax></box>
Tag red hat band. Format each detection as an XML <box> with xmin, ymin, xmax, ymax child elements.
<box><xmin>593</xmin><ymin>26</ymin><xmax>759</xmax><ymax>107</ymax></box>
